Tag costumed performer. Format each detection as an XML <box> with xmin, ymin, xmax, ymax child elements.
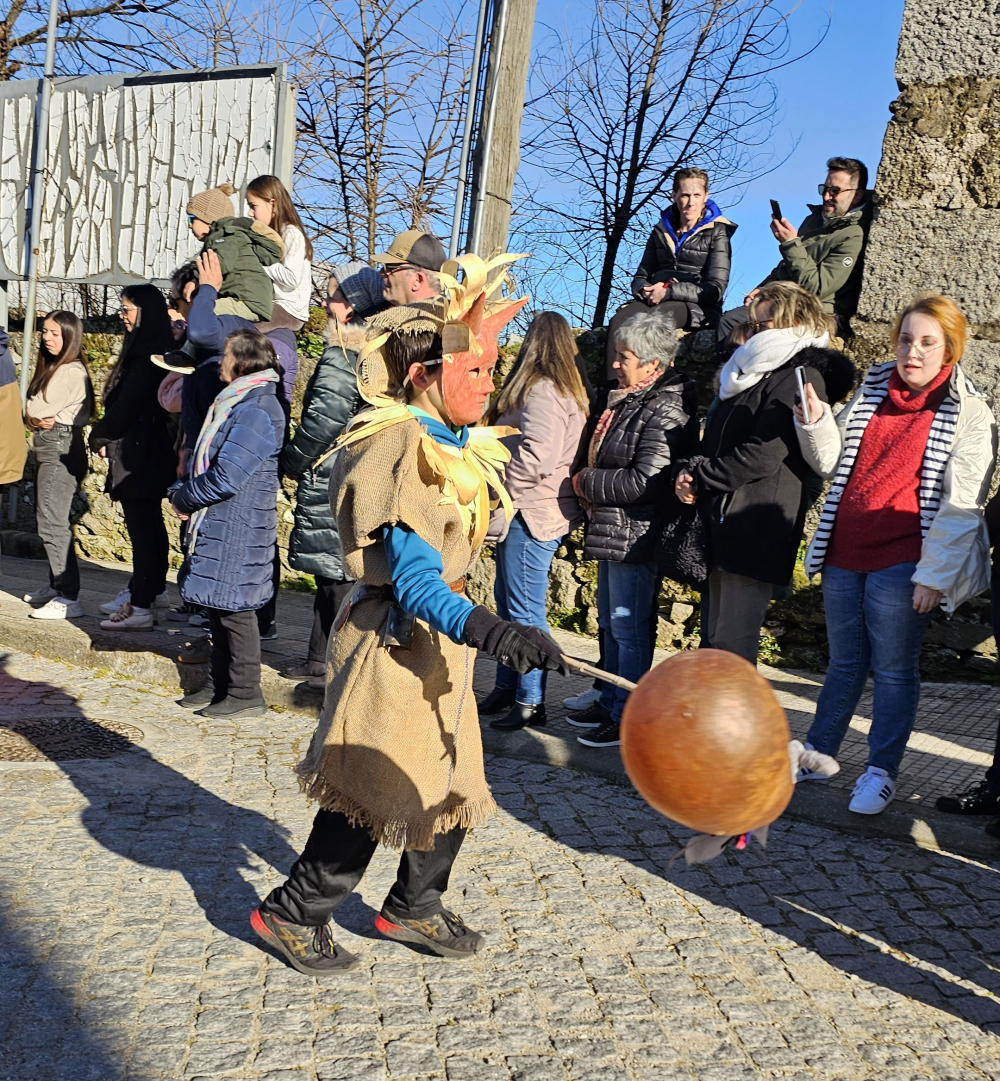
<box><xmin>252</xmin><ymin>258</ymin><xmax>568</xmax><ymax>976</ymax></box>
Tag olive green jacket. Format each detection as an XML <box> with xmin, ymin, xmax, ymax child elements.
<box><xmin>201</xmin><ymin>216</ymin><xmax>284</xmax><ymax>322</ymax></box>
<box><xmin>761</xmin><ymin>200</ymin><xmax>872</xmax><ymax>323</ymax></box>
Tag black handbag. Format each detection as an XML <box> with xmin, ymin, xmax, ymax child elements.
<box><xmin>655</xmin><ymin>501</ymin><xmax>710</xmax><ymax>588</ymax></box>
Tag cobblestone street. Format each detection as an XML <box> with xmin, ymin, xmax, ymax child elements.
<box><xmin>2</xmin><ymin>649</ymin><xmax>1000</xmax><ymax>1081</ymax></box>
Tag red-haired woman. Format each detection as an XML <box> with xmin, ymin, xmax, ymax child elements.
<box><xmin>794</xmin><ymin>294</ymin><xmax>996</xmax><ymax>814</ymax></box>
<box><xmin>245</xmin><ymin>175</ymin><xmax>313</xmax><ymax>331</ymax></box>
<box><xmin>23</xmin><ymin>311</ymin><xmax>94</xmax><ymax>620</ymax></box>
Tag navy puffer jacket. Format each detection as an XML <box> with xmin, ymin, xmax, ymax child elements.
<box><xmin>172</xmin><ymin>382</ymin><xmax>283</xmax><ymax>611</ymax></box>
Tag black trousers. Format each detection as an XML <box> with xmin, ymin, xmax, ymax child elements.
<box><xmin>255</xmin><ymin>550</ymin><xmax>282</xmax><ymax>633</ymax></box>
<box><xmin>261</xmin><ymin>809</ymin><xmax>466</xmax><ymax>926</ymax></box>
<box><xmin>307</xmin><ymin>577</ymin><xmax>355</xmax><ymax>663</ymax></box>
<box><xmin>605</xmin><ymin>300</ymin><xmax>690</xmax><ymax>377</ymax></box>
<box><xmin>120</xmin><ymin>497</ymin><xmax>169</xmax><ymax>609</ymax></box>
<box><xmin>207</xmin><ymin>608</ymin><xmax>261</xmax><ymax>699</ymax></box>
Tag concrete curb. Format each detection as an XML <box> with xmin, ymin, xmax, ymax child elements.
<box><xmin>1</xmin><ymin>609</ymin><xmax>997</xmax><ymax>865</ymax></box>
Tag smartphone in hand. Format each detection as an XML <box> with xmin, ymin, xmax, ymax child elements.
<box><xmin>770</xmin><ymin>199</ymin><xmax>782</xmax><ymax>221</ymax></box>
<box><xmin>794</xmin><ymin>365</ymin><xmax>811</xmax><ymax>422</ymax></box>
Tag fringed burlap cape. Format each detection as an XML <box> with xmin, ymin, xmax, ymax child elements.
<box><xmin>296</xmin><ymin>416</ymin><xmax>497</xmax><ymax>851</ymax></box>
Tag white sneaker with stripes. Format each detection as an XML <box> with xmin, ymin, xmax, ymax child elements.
<box><xmin>848</xmin><ymin>767</ymin><xmax>895</xmax><ymax>815</ymax></box>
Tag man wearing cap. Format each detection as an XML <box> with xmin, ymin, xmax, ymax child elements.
<box><xmin>373</xmin><ymin>230</ymin><xmax>447</xmax><ymax>306</ymax></box>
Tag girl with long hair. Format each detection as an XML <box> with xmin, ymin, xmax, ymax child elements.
<box><xmin>479</xmin><ymin>311</ymin><xmax>590</xmax><ymax>731</ymax></box>
<box><xmin>23</xmin><ymin>311</ymin><xmax>94</xmax><ymax>619</ymax></box>
<box><xmin>246</xmin><ymin>174</ymin><xmax>313</xmax><ymax>330</ymax></box>
<box><xmin>90</xmin><ymin>284</ymin><xmax>177</xmax><ymax>630</ymax></box>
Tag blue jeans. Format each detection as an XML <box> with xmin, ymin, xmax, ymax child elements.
<box><xmin>597</xmin><ymin>559</ymin><xmax>658</xmax><ymax>724</ymax></box>
<box><xmin>493</xmin><ymin>513</ymin><xmax>560</xmax><ymax>705</ymax></box>
<box><xmin>806</xmin><ymin>562</ymin><xmax>931</xmax><ymax>779</ymax></box>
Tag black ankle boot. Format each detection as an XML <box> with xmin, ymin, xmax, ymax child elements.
<box><xmin>489</xmin><ymin>702</ymin><xmax>546</xmax><ymax>731</ymax></box>
<box><xmin>478</xmin><ymin>687</ymin><xmax>516</xmax><ymax>714</ymax></box>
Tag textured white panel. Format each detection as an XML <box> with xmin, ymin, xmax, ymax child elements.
<box><xmin>0</xmin><ymin>65</ymin><xmax>287</xmax><ymax>284</ymax></box>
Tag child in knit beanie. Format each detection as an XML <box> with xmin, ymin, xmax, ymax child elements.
<box><xmin>185</xmin><ymin>183</ymin><xmax>285</xmax><ymax>322</ymax></box>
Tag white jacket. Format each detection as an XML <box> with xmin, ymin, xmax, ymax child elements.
<box><xmin>795</xmin><ymin>361</ymin><xmax>997</xmax><ymax>613</ymax></box>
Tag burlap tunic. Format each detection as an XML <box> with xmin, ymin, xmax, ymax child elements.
<box><xmin>296</xmin><ymin>416</ymin><xmax>497</xmax><ymax>851</ymax></box>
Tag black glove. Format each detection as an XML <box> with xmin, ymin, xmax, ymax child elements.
<box><xmin>462</xmin><ymin>606</ymin><xmax>568</xmax><ymax>675</ymax></box>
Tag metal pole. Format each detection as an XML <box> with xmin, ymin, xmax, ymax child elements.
<box><xmin>18</xmin><ymin>0</ymin><xmax>60</xmax><ymax>403</ymax></box>
<box><xmin>449</xmin><ymin>0</ymin><xmax>491</xmax><ymax>259</ymax></box>
<box><xmin>469</xmin><ymin>0</ymin><xmax>510</xmax><ymax>256</ymax></box>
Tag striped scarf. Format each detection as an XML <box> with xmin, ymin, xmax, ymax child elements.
<box><xmin>186</xmin><ymin>368</ymin><xmax>279</xmax><ymax>549</ymax></box>
<box><xmin>806</xmin><ymin>362</ymin><xmax>970</xmax><ymax>576</ymax></box>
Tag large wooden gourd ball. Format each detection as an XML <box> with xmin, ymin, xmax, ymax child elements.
<box><xmin>620</xmin><ymin>649</ymin><xmax>792</xmax><ymax>836</ymax></box>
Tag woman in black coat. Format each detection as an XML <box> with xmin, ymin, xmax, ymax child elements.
<box><xmin>89</xmin><ymin>284</ymin><xmax>177</xmax><ymax>630</ymax></box>
<box><xmin>605</xmin><ymin>167</ymin><xmax>736</xmax><ymax>374</ymax></box>
<box><xmin>569</xmin><ymin>311</ymin><xmax>699</xmax><ymax>749</ymax></box>
<box><xmin>675</xmin><ymin>281</ymin><xmax>856</xmax><ymax>664</ymax></box>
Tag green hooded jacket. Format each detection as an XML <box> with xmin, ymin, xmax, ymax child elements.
<box><xmin>201</xmin><ymin>216</ymin><xmax>284</xmax><ymax>321</ymax></box>
<box><xmin>760</xmin><ymin>200</ymin><xmax>872</xmax><ymax>323</ymax></box>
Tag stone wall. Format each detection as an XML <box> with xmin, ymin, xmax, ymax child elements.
<box><xmin>852</xmin><ymin>0</ymin><xmax>1000</xmax><ymax>401</ymax></box>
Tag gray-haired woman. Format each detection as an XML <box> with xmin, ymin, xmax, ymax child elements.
<box><xmin>568</xmin><ymin>311</ymin><xmax>699</xmax><ymax>748</ymax></box>
<box><xmin>280</xmin><ymin>262</ymin><xmax>387</xmax><ymax>684</ymax></box>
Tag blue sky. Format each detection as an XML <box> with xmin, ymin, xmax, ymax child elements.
<box><xmin>529</xmin><ymin>0</ymin><xmax>906</xmax><ymax>310</ymax></box>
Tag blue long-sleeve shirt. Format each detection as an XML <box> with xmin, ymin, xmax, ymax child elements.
<box><xmin>382</xmin><ymin>409</ymin><xmax>476</xmax><ymax>644</ymax></box>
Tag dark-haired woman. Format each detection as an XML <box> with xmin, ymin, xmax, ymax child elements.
<box><xmin>479</xmin><ymin>312</ymin><xmax>589</xmax><ymax>730</ymax></box>
<box><xmin>246</xmin><ymin>174</ymin><xmax>312</xmax><ymax>331</ymax></box>
<box><xmin>170</xmin><ymin>328</ymin><xmax>285</xmax><ymax>719</ymax></box>
<box><xmin>90</xmin><ymin>284</ymin><xmax>176</xmax><ymax>630</ymax></box>
<box><xmin>23</xmin><ymin>311</ymin><xmax>94</xmax><ymax>620</ymax></box>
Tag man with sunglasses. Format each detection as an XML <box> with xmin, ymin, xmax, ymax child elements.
<box><xmin>372</xmin><ymin>230</ymin><xmax>447</xmax><ymax>307</ymax></box>
<box><xmin>717</xmin><ymin>157</ymin><xmax>871</xmax><ymax>352</ymax></box>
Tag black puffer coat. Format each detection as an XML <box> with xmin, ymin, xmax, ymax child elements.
<box><xmin>574</xmin><ymin>369</ymin><xmax>699</xmax><ymax>563</ymax></box>
<box><xmin>687</xmin><ymin>345</ymin><xmax>856</xmax><ymax>586</ymax></box>
<box><xmin>284</xmin><ymin>337</ymin><xmax>363</xmax><ymax>581</ymax></box>
<box><xmin>630</xmin><ymin>208</ymin><xmax>737</xmax><ymax>326</ymax></box>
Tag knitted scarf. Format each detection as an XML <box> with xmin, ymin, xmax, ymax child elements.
<box><xmin>718</xmin><ymin>327</ymin><xmax>829</xmax><ymax>400</ymax></box>
<box><xmin>186</xmin><ymin>368</ymin><xmax>279</xmax><ymax>548</ymax></box>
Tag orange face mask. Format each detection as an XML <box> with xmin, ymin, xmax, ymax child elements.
<box><xmin>438</xmin><ymin>293</ymin><xmax>529</xmax><ymax>428</ymax></box>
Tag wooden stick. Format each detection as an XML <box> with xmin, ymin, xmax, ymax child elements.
<box><xmin>560</xmin><ymin>654</ymin><xmax>638</xmax><ymax>693</ymax></box>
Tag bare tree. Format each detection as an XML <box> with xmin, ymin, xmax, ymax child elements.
<box><xmin>521</xmin><ymin>0</ymin><xmax>823</xmax><ymax>326</ymax></box>
<box><xmin>292</xmin><ymin>0</ymin><xmax>472</xmax><ymax>262</ymax></box>
<box><xmin>0</xmin><ymin>0</ymin><xmax>186</xmax><ymax>80</ymax></box>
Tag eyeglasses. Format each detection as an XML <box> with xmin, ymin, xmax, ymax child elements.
<box><xmin>818</xmin><ymin>184</ymin><xmax>858</xmax><ymax>197</ymax></box>
<box><xmin>747</xmin><ymin>318</ymin><xmax>773</xmax><ymax>333</ymax></box>
<box><xmin>379</xmin><ymin>263</ymin><xmax>414</xmax><ymax>279</ymax></box>
<box><xmin>187</xmin><ymin>214</ymin><xmax>198</xmax><ymax>224</ymax></box>
<box><xmin>118</xmin><ymin>306</ymin><xmax>137</xmax><ymax>316</ymax></box>
<box><xmin>895</xmin><ymin>339</ymin><xmax>944</xmax><ymax>361</ymax></box>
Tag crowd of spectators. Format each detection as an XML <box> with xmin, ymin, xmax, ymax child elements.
<box><xmin>6</xmin><ymin>152</ymin><xmax>1000</xmax><ymax>830</ymax></box>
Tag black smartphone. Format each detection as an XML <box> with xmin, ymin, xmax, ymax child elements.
<box><xmin>770</xmin><ymin>199</ymin><xmax>782</xmax><ymax>220</ymax></box>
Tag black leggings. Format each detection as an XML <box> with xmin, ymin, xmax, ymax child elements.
<box><xmin>262</xmin><ymin>809</ymin><xmax>466</xmax><ymax>926</ymax></box>
<box><xmin>120</xmin><ymin>498</ymin><xmax>168</xmax><ymax>609</ymax></box>
<box><xmin>207</xmin><ymin>608</ymin><xmax>262</xmax><ymax>700</ymax></box>
<box><xmin>308</xmin><ymin>577</ymin><xmax>355</xmax><ymax>663</ymax></box>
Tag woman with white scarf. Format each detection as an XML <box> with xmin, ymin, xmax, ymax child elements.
<box><xmin>675</xmin><ymin>281</ymin><xmax>855</xmax><ymax>663</ymax></box>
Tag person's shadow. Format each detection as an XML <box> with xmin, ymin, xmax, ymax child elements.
<box><xmin>0</xmin><ymin>656</ymin><xmax>299</xmax><ymax>944</ymax></box>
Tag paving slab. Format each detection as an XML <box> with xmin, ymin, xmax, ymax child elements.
<box><xmin>2</xmin><ymin>553</ymin><xmax>999</xmax><ymax>861</ymax></box>
<box><xmin>1</xmin><ymin>650</ymin><xmax>1000</xmax><ymax>1081</ymax></box>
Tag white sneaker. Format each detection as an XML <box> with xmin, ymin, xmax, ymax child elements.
<box><xmin>794</xmin><ymin>742</ymin><xmax>836</xmax><ymax>783</ymax></box>
<box><xmin>848</xmin><ymin>767</ymin><xmax>895</xmax><ymax>815</ymax></box>
<box><xmin>30</xmin><ymin>596</ymin><xmax>83</xmax><ymax>620</ymax></box>
<box><xmin>100</xmin><ymin>589</ymin><xmax>168</xmax><ymax>614</ymax></box>
<box><xmin>100</xmin><ymin>587</ymin><xmax>131</xmax><ymax>614</ymax></box>
<box><xmin>99</xmin><ymin>602</ymin><xmax>153</xmax><ymax>631</ymax></box>
<box><xmin>563</xmin><ymin>687</ymin><xmax>601</xmax><ymax>711</ymax></box>
<box><xmin>23</xmin><ymin>585</ymin><xmax>57</xmax><ymax>604</ymax></box>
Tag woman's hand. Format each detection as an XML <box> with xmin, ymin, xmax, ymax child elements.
<box><xmin>31</xmin><ymin>416</ymin><xmax>56</xmax><ymax>430</ymax></box>
<box><xmin>913</xmin><ymin>585</ymin><xmax>942</xmax><ymax>614</ymax></box>
<box><xmin>793</xmin><ymin>383</ymin><xmax>823</xmax><ymax>426</ymax></box>
<box><xmin>97</xmin><ymin>446</ymin><xmax>106</xmax><ymax>458</ymax></box>
<box><xmin>571</xmin><ymin>472</ymin><xmax>583</xmax><ymax>498</ymax></box>
<box><xmin>643</xmin><ymin>282</ymin><xmax>668</xmax><ymax>305</ymax></box>
<box><xmin>675</xmin><ymin>470</ymin><xmax>696</xmax><ymax>504</ymax></box>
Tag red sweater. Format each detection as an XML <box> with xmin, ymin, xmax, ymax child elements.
<box><xmin>826</xmin><ymin>366</ymin><xmax>951</xmax><ymax>572</ymax></box>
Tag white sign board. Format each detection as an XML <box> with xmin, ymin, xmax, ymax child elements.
<box><xmin>0</xmin><ymin>64</ymin><xmax>295</xmax><ymax>285</ymax></box>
